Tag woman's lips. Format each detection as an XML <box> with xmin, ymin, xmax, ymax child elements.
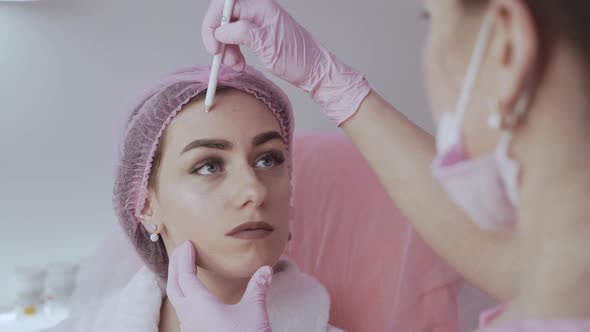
<box><xmin>226</xmin><ymin>221</ymin><xmax>274</xmax><ymax>240</ymax></box>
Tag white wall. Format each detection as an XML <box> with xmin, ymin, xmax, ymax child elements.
<box><xmin>0</xmin><ymin>0</ymin><xmax>430</xmax><ymax>306</ymax></box>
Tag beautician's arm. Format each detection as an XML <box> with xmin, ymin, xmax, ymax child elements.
<box><xmin>342</xmin><ymin>91</ymin><xmax>519</xmax><ymax>301</ymax></box>
<box><xmin>201</xmin><ymin>0</ymin><xmax>518</xmax><ymax>301</ymax></box>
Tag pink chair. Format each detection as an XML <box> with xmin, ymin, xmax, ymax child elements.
<box><xmin>287</xmin><ymin>133</ymin><xmax>461</xmax><ymax>332</ymax></box>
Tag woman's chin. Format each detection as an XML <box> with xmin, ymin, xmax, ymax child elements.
<box><xmin>223</xmin><ymin>251</ymin><xmax>282</xmax><ymax>279</ymax></box>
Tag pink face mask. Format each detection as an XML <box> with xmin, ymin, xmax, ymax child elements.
<box><xmin>430</xmin><ymin>14</ymin><xmax>528</xmax><ymax>231</ymax></box>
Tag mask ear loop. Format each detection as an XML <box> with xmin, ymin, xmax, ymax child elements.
<box><xmin>434</xmin><ymin>13</ymin><xmax>496</xmax><ymax>155</ymax></box>
<box><xmin>454</xmin><ymin>13</ymin><xmax>496</xmax><ymax>127</ymax></box>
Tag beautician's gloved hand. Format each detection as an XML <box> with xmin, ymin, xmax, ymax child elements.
<box><xmin>202</xmin><ymin>0</ymin><xmax>372</xmax><ymax>125</ymax></box>
<box><xmin>167</xmin><ymin>241</ymin><xmax>273</xmax><ymax>332</ymax></box>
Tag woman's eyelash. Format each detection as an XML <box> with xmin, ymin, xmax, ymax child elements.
<box><xmin>191</xmin><ymin>157</ymin><xmax>223</xmax><ymax>174</ymax></box>
<box><xmin>190</xmin><ymin>151</ymin><xmax>286</xmax><ymax>175</ymax></box>
<box><xmin>261</xmin><ymin>151</ymin><xmax>285</xmax><ymax>164</ymax></box>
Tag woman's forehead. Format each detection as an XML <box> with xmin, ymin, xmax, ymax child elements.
<box><xmin>162</xmin><ymin>91</ymin><xmax>283</xmax><ymax>153</ymax></box>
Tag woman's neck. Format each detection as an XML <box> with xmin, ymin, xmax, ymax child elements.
<box><xmin>159</xmin><ymin>297</ymin><xmax>179</xmax><ymax>332</ymax></box>
<box><xmin>195</xmin><ymin>266</ymin><xmax>252</xmax><ymax>304</ymax></box>
<box><xmin>512</xmin><ymin>79</ymin><xmax>590</xmax><ymax>319</ymax></box>
<box><xmin>158</xmin><ymin>267</ymin><xmax>251</xmax><ymax>332</ymax></box>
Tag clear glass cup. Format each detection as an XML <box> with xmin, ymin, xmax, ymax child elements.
<box><xmin>44</xmin><ymin>262</ymin><xmax>79</xmax><ymax>309</ymax></box>
<box><xmin>13</xmin><ymin>266</ymin><xmax>47</xmax><ymax>317</ymax></box>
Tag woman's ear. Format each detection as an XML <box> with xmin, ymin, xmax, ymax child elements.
<box><xmin>491</xmin><ymin>0</ymin><xmax>539</xmax><ymax>113</ymax></box>
<box><xmin>138</xmin><ymin>190</ymin><xmax>163</xmax><ymax>235</ymax></box>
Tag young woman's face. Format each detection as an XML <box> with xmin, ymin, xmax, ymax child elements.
<box><xmin>148</xmin><ymin>89</ymin><xmax>290</xmax><ymax>279</ymax></box>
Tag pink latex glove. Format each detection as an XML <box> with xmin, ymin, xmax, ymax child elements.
<box><xmin>202</xmin><ymin>0</ymin><xmax>372</xmax><ymax>125</ymax></box>
<box><xmin>167</xmin><ymin>241</ymin><xmax>274</xmax><ymax>332</ymax></box>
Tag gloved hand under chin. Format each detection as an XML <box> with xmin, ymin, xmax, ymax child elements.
<box><xmin>167</xmin><ymin>241</ymin><xmax>273</xmax><ymax>332</ymax></box>
<box><xmin>202</xmin><ymin>0</ymin><xmax>372</xmax><ymax>125</ymax></box>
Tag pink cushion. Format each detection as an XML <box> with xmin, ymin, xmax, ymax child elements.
<box><xmin>288</xmin><ymin>133</ymin><xmax>461</xmax><ymax>331</ymax></box>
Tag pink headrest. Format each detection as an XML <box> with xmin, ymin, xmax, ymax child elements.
<box><xmin>288</xmin><ymin>133</ymin><xmax>461</xmax><ymax>331</ymax></box>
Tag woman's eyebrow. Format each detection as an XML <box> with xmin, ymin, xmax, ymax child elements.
<box><xmin>180</xmin><ymin>139</ymin><xmax>232</xmax><ymax>156</ymax></box>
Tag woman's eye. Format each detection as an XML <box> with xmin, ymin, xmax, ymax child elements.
<box><xmin>193</xmin><ymin>160</ymin><xmax>222</xmax><ymax>175</ymax></box>
<box><xmin>255</xmin><ymin>152</ymin><xmax>284</xmax><ymax>169</ymax></box>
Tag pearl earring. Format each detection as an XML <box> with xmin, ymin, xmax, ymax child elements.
<box><xmin>150</xmin><ymin>224</ymin><xmax>159</xmax><ymax>242</ymax></box>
